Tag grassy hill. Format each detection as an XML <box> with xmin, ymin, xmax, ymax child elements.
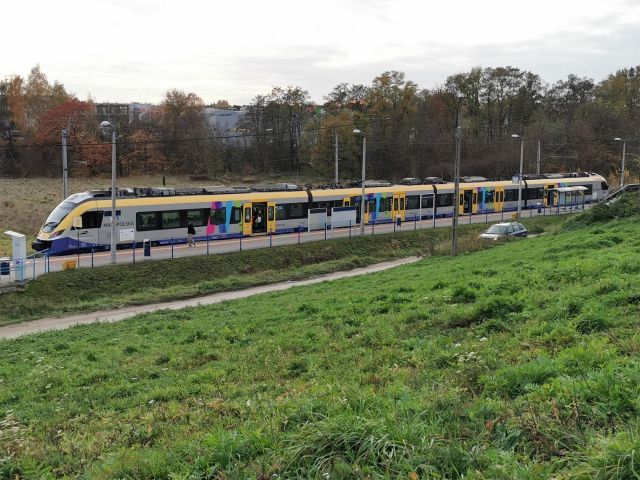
<box><xmin>1</xmin><ymin>196</ymin><xmax>639</xmax><ymax>478</ymax></box>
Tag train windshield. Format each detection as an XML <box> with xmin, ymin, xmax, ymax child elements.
<box><xmin>42</xmin><ymin>201</ymin><xmax>75</xmax><ymax>232</ymax></box>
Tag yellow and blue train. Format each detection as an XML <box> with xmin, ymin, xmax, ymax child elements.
<box><xmin>33</xmin><ymin>172</ymin><xmax>608</xmax><ymax>255</ymax></box>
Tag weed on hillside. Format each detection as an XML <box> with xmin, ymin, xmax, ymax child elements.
<box><xmin>564</xmin><ymin>191</ymin><xmax>640</xmax><ymax>229</ymax></box>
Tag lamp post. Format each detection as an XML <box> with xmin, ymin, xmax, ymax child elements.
<box><xmin>614</xmin><ymin>137</ymin><xmax>626</xmax><ymax>188</ymax></box>
<box><xmin>335</xmin><ymin>129</ymin><xmax>339</xmax><ymax>183</ymax></box>
<box><xmin>61</xmin><ymin>128</ymin><xmax>68</xmax><ymax>199</ymax></box>
<box><xmin>353</xmin><ymin>129</ymin><xmax>366</xmax><ymax>236</ymax></box>
<box><xmin>452</xmin><ymin>97</ymin><xmax>464</xmax><ymax>256</ymax></box>
<box><xmin>511</xmin><ymin>134</ymin><xmax>524</xmax><ymax>219</ymax></box>
<box><xmin>100</xmin><ymin>120</ymin><xmax>117</xmax><ymax>264</ymax></box>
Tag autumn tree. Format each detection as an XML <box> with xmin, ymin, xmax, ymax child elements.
<box><xmin>324</xmin><ymin>83</ymin><xmax>369</xmax><ymax>114</ymax></box>
<box><xmin>240</xmin><ymin>87</ymin><xmax>312</xmax><ymax>174</ymax></box>
<box><xmin>596</xmin><ymin>66</ymin><xmax>640</xmax><ymax>123</ymax></box>
<box><xmin>301</xmin><ymin>110</ymin><xmax>362</xmax><ymax>181</ymax></box>
<box><xmin>545</xmin><ymin>74</ymin><xmax>595</xmax><ymax>119</ymax></box>
<box><xmin>31</xmin><ymin>99</ymin><xmax>113</xmax><ymax>176</ymax></box>
<box><xmin>364</xmin><ymin>71</ymin><xmax>419</xmax><ymax>180</ymax></box>
<box><xmin>23</xmin><ymin>65</ymin><xmax>72</xmax><ymax>132</ymax></box>
<box><xmin>4</xmin><ymin>75</ymin><xmax>26</xmax><ymax>133</ymax></box>
<box><xmin>212</xmin><ymin>99</ymin><xmax>231</xmax><ymax>109</ymax></box>
<box><xmin>157</xmin><ymin>89</ymin><xmax>210</xmax><ymax>173</ymax></box>
<box><xmin>120</xmin><ymin>130</ymin><xmax>169</xmax><ymax>175</ymax></box>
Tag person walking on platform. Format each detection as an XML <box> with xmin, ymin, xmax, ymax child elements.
<box><xmin>187</xmin><ymin>222</ymin><xmax>196</xmax><ymax>247</ymax></box>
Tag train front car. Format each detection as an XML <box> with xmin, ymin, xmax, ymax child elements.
<box><xmin>32</xmin><ymin>192</ymin><xmax>94</xmax><ymax>254</ymax></box>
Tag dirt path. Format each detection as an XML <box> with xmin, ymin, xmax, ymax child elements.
<box><xmin>0</xmin><ymin>256</ymin><xmax>421</xmax><ymax>340</ymax></box>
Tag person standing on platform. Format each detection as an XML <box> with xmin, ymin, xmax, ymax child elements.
<box><xmin>187</xmin><ymin>222</ymin><xmax>196</xmax><ymax>247</ymax></box>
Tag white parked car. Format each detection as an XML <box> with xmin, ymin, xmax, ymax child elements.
<box><xmin>479</xmin><ymin>222</ymin><xmax>528</xmax><ymax>240</ymax></box>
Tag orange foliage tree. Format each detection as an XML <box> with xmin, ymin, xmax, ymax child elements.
<box><xmin>120</xmin><ymin>130</ymin><xmax>168</xmax><ymax>175</ymax></box>
<box><xmin>34</xmin><ymin>99</ymin><xmax>110</xmax><ymax>176</ymax></box>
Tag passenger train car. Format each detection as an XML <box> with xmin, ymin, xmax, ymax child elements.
<box><xmin>32</xmin><ymin>172</ymin><xmax>608</xmax><ymax>255</ymax></box>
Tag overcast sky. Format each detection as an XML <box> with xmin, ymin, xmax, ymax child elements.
<box><xmin>4</xmin><ymin>0</ymin><xmax>640</xmax><ymax>105</ymax></box>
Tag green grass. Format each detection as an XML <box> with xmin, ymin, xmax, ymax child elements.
<box><xmin>0</xmin><ymin>217</ymin><xmax>563</xmax><ymax>326</ymax></box>
<box><xmin>1</xmin><ymin>199</ymin><xmax>639</xmax><ymax>478</ymax></box>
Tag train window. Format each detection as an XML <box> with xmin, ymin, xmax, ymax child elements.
<box><xmin>136</xmin><ymin>212</ymin><xmax>158</xmax><ymax>231</ymax></box>
<box><xmin>230</xmin><ymin>207</ymin><xmax>242</xmax><ymax>224</ymax></box>
<box><xmin>400</xmin><ymin>197</ymin><xmax>405</xmax><ymax>210</ymax></box>
<box><xmin>318</xmin><ymin>201</ymin><xmax>342</xmax><ymax>216</ymax></box>
<box><xmin>525</xmin><ymin>188</ymin><xmax>543</xmax><ymax>200</ymax></box>
<box><xmin>287</xmin><ymin>203</ymin><xmax>307</xmax><ymax>219</ymax></box>
<box><xmin>311</xmin><ymin>201</ymin><xmax>328</xmax><ymax>215</ymax></box>
<box><xmin>161</xmin><ymin>211</ymin><xmax>180</xmax><ymax>229</ymax></box>
<box><xmin>601</xmin><ymin>181</ymin><xmax>609</xmax><ymax>191</ymax></box>
<box><xmin>504</xmin><ymin>189</ymin><xmax>519</xmax><ymax>202</ymax></box>
<box><xmin>379</xmin><ymin>197</ymin><xmax>392</xmax><ymax>212</ymax></box>
<box><xmin>244</xmin><ymin>207</ymin><xmax>252</xmax><ymax>223</ymax></box>
<box><xmin>210</xmin><ymin>208</ymin><xmax>226</xmax><ymax>225</ymax></box>
<box><xmin>393</xmin><ymin>198</ymin><xmax>399</xmax><ymax>210</ymax></box>
<box><xmin>104</xmin><ymin>210</ymin><xmax>122</xmax><ymax>217</ymax></box>
<box><xmin>187</xmin><ymin>209</ymin><xmax>207</xmax><ymax>227</ymax></box>
<box><xmin>275</xmin><ymin>205</ymin><xmax>286</xmax><ymax>219</ymax></box>
<box><xmin>484</xmin><ymin>190</ymin><xmax>495</xmax><ymax>203</ymax></box>
<box><xmin>406</xmin><ymin>195</ymin><xmax>420</xmax><ymax>210</ymax></box>
<box><xmin>436</xmin><ymin>193</ymin><xmax>453</xmax><ymax>207</ymax></box>
<box><xmin>421</xmin><ymin>196</ymin><xmax>433</xmax><ymax>209</ymax></box>
<box><xmin>579</xmin><ymin>184</ymin><xmax>593</xmax><ymax>195</ymax></box>
<box><xmin>80</xmin><ymin>211</ymin><xmax>103</xmax><ymax>229</ymax></box>
<box><xmin>367</xmin><ymin>199</ymin><xmax>376</xmax><ymax>213</ymax></box>
<box><xmin>268</xmin><ymin>206</ymin><xmax>275</xmax><ymax>222</ymax></box>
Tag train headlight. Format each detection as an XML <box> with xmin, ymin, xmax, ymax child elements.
<box><xmin>49</xmin><ymin>230</ymin><xmax>62</xmax><ymax>238</ymax></box>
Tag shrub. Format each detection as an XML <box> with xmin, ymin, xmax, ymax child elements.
<box><xmin>482</xmin><ymin>356</ymin><xmax>560</xmax><ymax>398</ymax></box>
<box><xmin>565</xmin><ymin>192</ymin><xmax>640</xmax><ymax>229</ymax></box>
<box><xmin>473</xmin><ymin>296</ymin><xmax>524</xmax><ymax>322</ymax></box>
<box><xmin>450</xmin><ymin>286</ymin><xmax>477</xmax><ymax>304</ymax></box>
<box><xmin>281</xmin><ymin>415</ymin><xmax>413</xmax><ymax>477</ymax></box>
<box><xmin>575</xmin><ymin>311</ymin><xmax>612</xmax><ymax>334</ymax></box>
<box><xmin>287</xmin><ymin>359</ymin><xmax>308</xmax><ymax>378</ymax></box>
<box><xmin>570</xmin><ymin>429</ymin><xmax>640</xmax><ymax>479</ymax></box>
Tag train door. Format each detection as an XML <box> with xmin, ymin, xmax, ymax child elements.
<box><xmin>544</xmin><ymin>184</ymin><xmax>557</xmax><ymax>206</ymax></box>
<box><xmin>459</xmin><ymin>189</ymin><xmax>477</xmax><ymax>214</ymax></box>
<box><xmin>364</xmin><ymin>196</ymin><xmax>376</xmax><ymax>224</ymax></box>
<box><xmin>252</xmin><ymin>202</ymin><xmax>267</xmax><ymax>234</ymax></box>
<box><xmin>494</xmin><ymin>187</ymin><xmax>504</xmax><ymax>212</ymax></box>
<box><xmin>364</xmin><ymin>198</ymin><xmax>370</xmax><ymax>224</ymax></box>
<box><xmin>242</xmin><ymin>203</ymin><xmax>252</xmax><ymax>235</ymax></box>
<box><xmin>267</xmin><ymin>202</ymin><xmax>276</xmax><ymax>233</ymax></box>
<box><xmin>72</xmin><ymin>203</ymin><xmax>103</xmax><ymax>249</ymax></box>
<box><xmin>392</xmin><ymin>193</ymin><xmax>406</xmax><ymax>221</ymax></box>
